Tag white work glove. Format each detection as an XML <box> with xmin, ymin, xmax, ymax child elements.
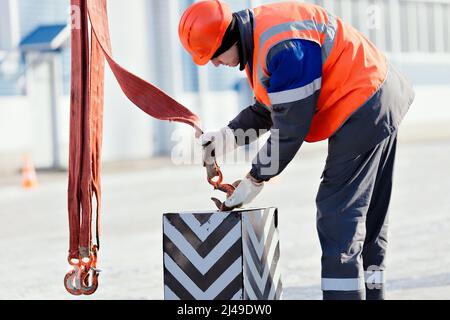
<box><xmin>224</xmin><ymin>173</ymin><xmax>264</xmax><ymax>209</ymax></box>
<box><xmin>200</xmin><ymin>126</ymin><xmax>237</xmax><ymax>163</ymax></box>
<box><xmin>200</xmin><ymin>127</ymin><xmax>237</xmax><ymax>180</ymax></box>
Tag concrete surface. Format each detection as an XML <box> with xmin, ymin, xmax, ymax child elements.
<box><xmin>0</xmin><ymin>133</ymin><xmax>449</xmax><ymax>300</ymax></box>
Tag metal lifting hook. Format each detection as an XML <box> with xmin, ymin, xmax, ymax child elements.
<box><xmin>206</xmin><ymin>163</ymin><xmax>240</xmax><ymax>212</ymax></box>
<box><xmin>80</xmin><ymin>269</ymin><xmax>100</xmax><ymax>295</ymax></box>
<box><xmin>64</xmin><ymin>263</ymin><xmax>83</xmax><ymax>296</ymax></box>
<box><xmin>201</xmin><ymin>134</ymin><xmax>237</xmax><ymax>211</ymax></box>
<box><xmin>64</xmin><ymin>246</ymin><xmax>100</xmax><ymax>296</ymax></box>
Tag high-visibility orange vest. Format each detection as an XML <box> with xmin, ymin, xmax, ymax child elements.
<box><xmin>246</xmin><ymin>2</ymin><xmax>388</xmax><ymax>142</ymax></box>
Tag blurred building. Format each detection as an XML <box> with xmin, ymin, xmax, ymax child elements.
<box><xmin>0</xmin><ymin>0</ymin><xmax>449</xmax><ymax>172</ymax></box>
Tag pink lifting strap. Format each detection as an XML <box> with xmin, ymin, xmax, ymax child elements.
<box><xmin>66</xmin><ymin>0</ymin><xmax>201</xmax><ymax>295</ymax></box>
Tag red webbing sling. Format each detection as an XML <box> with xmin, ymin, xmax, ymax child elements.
<box><xmin>65</xmin><ymin>0</ymin><xmax>202</xmax><ymax>295</ymax></box>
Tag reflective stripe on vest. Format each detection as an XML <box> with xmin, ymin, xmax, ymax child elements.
<box><xmin>268</xmin><ymin>77</ymin><xmax>322</xmax><ymax>105</ymax></box>
<box><xmin>248</xmin><ymin>2</ymin><xmax>387</xmax><ymax>142</ymax></box>
<box><xmin>257</xmin><ymin>16</ymin><xmax>338</xmax><ymax>89</ymax></box>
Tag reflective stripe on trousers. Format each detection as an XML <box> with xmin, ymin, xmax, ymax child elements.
<box><xmin>321</xmin><ymin>270</ymin><xmax>386</xmax><ymax>291</ymax></box>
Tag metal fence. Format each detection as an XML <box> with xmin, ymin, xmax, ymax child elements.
<box><xmin>310</xmin><ymin>0</ymin><xmax>450</xmax><ymax>55</ymax></box>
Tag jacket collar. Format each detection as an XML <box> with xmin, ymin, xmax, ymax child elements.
<box><xmin>234</xmin><ymin>9</ymin><xmax>254</xmax><ymax>71</ymax></box>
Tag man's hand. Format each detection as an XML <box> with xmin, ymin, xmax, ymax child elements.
<box><xmin>224</xmin><ymin>173</ymin><xmax>264</xmax><ymax>209</ymax></box>
<box><xmin>200</xmin><ymin>127</ymin><xmax>237</xmax><ymax>179</ymax></box>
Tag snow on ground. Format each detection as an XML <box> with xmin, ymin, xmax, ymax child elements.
<box><xmin>1</xmin><ymin>130</ymin><xmax>449</xmax><ymax>300</ymax></box>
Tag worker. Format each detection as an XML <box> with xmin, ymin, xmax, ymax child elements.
<box><xmin>179</xmin><ymin>0</ymin><xmax>415</xmax><ymax>300</ymax></box>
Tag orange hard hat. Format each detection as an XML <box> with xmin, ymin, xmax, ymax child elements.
<box><xmin>179</xmin><ymin>0</ymin><xmax>233</xmax><ymax>65</ymax></box>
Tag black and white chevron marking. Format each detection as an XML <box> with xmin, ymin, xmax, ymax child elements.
<box><xmin>242</xmin><ymin>208</ymin><xmax>282</xmax><ymax>300</ymax></box>
<box><xmin>163</xmin><ymin>208</ymin><xmax>282</xmax><ymax>300</ymax></box>
<box><xmin>163</xmin><ymin>212</ymin><xmax>243</xmax><ymax>300</ymax></box>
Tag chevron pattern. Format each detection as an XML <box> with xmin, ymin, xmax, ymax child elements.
<box><xmin>242</xmin><ymin>208</ymin><xmax>282</xmax><ymax>300</ymax></box>
<box><xmin>163</xmin><ymin>208</ymin><xmax>282</xmax><ymax>300</ymax></box>
<box><xmin>163</xmin><ymin>212</ymin><xmax>243</xmax><ymax>300</ymax></box>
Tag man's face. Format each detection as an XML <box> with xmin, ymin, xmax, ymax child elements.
<box><xmin>211</xmin><ymin>43</ymin><xmax>239</xmax><ymax>68</ymax></box>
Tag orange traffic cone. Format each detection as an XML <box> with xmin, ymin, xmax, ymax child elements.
<box><xmin>22</xmin><ymin>155</ymin><xmax>38</xmax><ymax>189</ymax></box>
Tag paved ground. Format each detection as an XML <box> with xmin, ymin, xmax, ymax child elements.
<box><xmin>1</xmin><ymin>134</ymin><xmax>449</xmax><ymax>300</ymax></box>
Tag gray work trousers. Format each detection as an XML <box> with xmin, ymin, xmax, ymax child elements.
<box><xmin>316</xmin><ymin>131</ymin><xmax>397</xmax><ymax>300</ymax></box>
